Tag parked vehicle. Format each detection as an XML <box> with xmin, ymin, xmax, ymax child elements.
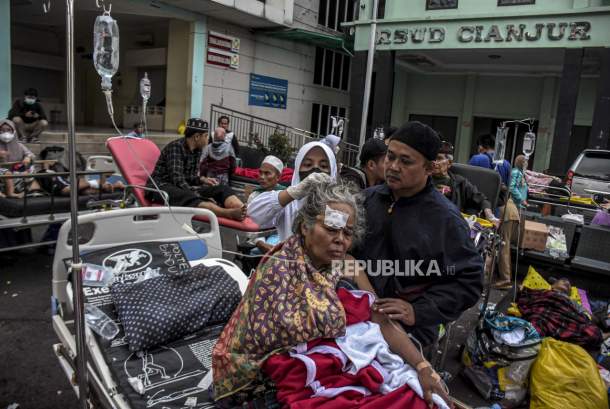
<box><xmin>566</xmin><ymin>150</ymin><xmax>610</xmax><ymax>197</ymax></box>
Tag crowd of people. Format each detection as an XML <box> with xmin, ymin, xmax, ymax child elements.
<box><xmin>5</xmin><ymin>103</ymin><xmax>608</xmax><ymax>406</ymax></box>
<box><xmin>141</xmin><ymin>116</ymin><xmax>548</xmax><ymax>406</ymax></box>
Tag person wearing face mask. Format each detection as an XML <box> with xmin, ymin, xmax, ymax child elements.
<box><xmin>247</xmin><ymin>141</ymin><xmax>337</xmax><ymax>241</ymax></box>
<box><xmin>217</xmin><ymin>115</ymin><xmax>240</xmax><ymax>157</ymax></box>
<box><xmin>8</xmin><ymin>88</ymin><xmax>48</xmax><ymax>143</ymax></box>
<box><xmin>0</xmin><ymin>119</ymin><xmax>38</xmax><ymax>198</ymax></box>
<box><xmin>199</xmin><ymin>127</ymin><xmax>236</xmax><ymax>186</ymax></box>
<box><xmin>353</xmin><ymin>121</ymin><xmax>483</xmax><ymax>347</ymax></box>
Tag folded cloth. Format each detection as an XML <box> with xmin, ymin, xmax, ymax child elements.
<box><xmin>111</xmin><ymin>264</ymin><xmax>241</xmax><ymax>352</ymax></box>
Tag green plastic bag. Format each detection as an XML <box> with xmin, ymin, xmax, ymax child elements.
<box><xmin>530</xmin><ymin>338</ymin><xmax>608</xmax><ymax>409</ymax></box>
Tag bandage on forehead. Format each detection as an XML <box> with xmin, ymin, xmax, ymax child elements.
<box><xmin>324</xmin><ymin>205</ymin><xmax>349</xmax><ymax>229</ymax></box>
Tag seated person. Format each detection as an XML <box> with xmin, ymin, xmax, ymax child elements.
<box><xmin>340</xmin><ymin>137</ymin><xmax>386</xmax><ymax>191</ymax></box>
<box><xmin>0</xmin><ymin>119</ymin><xmax>41</xmax><ymax>197</ymax></box>
<box><xmin>431</xmin><ymin>144</ymin><xmax>499</xmax><ymax>227</ymax></box>
<box><xmin>354</xmin><ymin>121</ymin><xmax>484</xmax><ymax>347</ymax></box>
<box><xmin>243</xmin><ymin>155</ymin><xmax>285</xmax><ymax>254</ymax></box>
<box><xmin>200</xmin><ymin>127</ymin><xmax>236</xmax><ymax>186</ymax></box>
<box><xmin>217</xmin><ymin>115</ymin><xmax>240</xmax><ymax>157</ymax></box>
<box><xmin>8</xmin><ymin>88</ymin><xmax>48</xmax><ymax>143</ymax></box>
<box><xmin>127</xmin><ymin>122</ymin><xmax>145</xmax><ymax>138</ymax></box>
<box><xmin>247</xmin><ymin>141</ymin><xmax>337</xmax><ymax>241</ymax></box>
<box><xmin>146</xmin><ymin>118</ymin><xmax>246</xmax><ymax>221</ymax></box>
<box><xmin>213</xmin><ymin>181</ymin><xmax>451</xmax><ymax>408</ymax></box>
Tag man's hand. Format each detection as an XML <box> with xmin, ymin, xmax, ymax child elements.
<box><xmin>25</xmin><ymin>111</ymin><xmax>34</xmax><ymax>118</ymax></box>
<box><xmin>22</xmin><ymin>157</ymin><xmax>32</xmax><ymax>167</ymax></box>
<box><xmin>418</xmin><ymin>365</ymin><xmax>453</xmax><ymax>409</ymax></box>
<box><xmin>372</xmin><ymin>298</ymin><xmax>415</xmax><ymax>326</ymax></box>
<box><xmin>200</xmin><ymin>176</ymin><xmax>219</xmax><ymax>186</ymax></box>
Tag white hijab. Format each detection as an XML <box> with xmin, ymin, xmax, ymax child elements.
<box><xmin>279</xmin><ymin>141</ymin><xmax>337</xmax><ymax>240</ymax></box>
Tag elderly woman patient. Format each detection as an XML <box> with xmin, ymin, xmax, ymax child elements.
<box><xmin>212</xmin><ymin>181</ymin><xmax>452</xmax><ymax>409</ymax></box>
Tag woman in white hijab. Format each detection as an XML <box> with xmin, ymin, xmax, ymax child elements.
<box><xmin>247</xmin><ymin>141</ymin><xmax>337</xmax><ymax>241</ymax></box>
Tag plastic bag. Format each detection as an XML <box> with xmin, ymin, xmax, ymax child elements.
<box><xmin>530</xmin><ymin>338</ymin><xmax>608</xmax><ymax>409</ymax></box>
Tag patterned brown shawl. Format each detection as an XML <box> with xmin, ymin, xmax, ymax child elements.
<box><xmin>212</xmin><ymin>235</ymin><xmax>347</xmax><ymax>400</ymax></box>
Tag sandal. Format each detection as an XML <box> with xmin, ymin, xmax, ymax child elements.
<box><xmin>493</xmin><ymin>280</ymin><xmax>513</xmax><ymax>290</ymax></box>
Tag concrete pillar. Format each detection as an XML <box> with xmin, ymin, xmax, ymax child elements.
<box><xmin>534</xmin><ymin>77</ymin><xmax>558</xmax><ymax>172</ymax></box>
<box><xmin>371</xmin><ymin>51</ymin><xmax>395</xmax><ymax>132</ymax></box>
<box><xmin>165</xmin><ymin>19</ymin><xmax>190</xmax><ymax>132</ymax></box>
<box><xmin>549</xmin><ymin>49</ymin><xmax>583</xmax><ymax>175</ymax></box>
<box><xmin>589</xmin><ymin>48</ymin><xmax>610</xmax><ymax>150</ymax></box>
<box><xmin>456</xmin><ymin>74</ymin><xmax>476</xmax><ymax>163</ymax></box>
<box><xmin>347</xmin><ymin>51</ymin><xmax>367</xmax><ymax>145</ymax></box>
<box><xmin>187</xmin><ymin>19</ymin><xmax>207</xmax><ymax>119</ymax></box>
<box><xmin>0</xmin><ymin>0</ymin><xmax>11</xmax><ymax>117</ymax></box>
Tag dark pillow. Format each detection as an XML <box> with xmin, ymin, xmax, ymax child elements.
<box><xmin>111</xmin><ymin>264</ymin><xmax>241</xmax><ymax>352</ymax></box>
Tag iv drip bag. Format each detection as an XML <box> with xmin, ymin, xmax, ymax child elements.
<box><xmin>93</xmin><ymin>14</ymin><xmax>119</xmax><ymax>91</ymax></box>
<box><xmin>494</xmin><ymin>126</ymin><xmax>508</xmax><ymax>165</ymax></box>
<box><xmin>523</xmin><ymin>131</ymin><xmax>536</xmax><ymax>159</ymax></box>
<box><xmin>140</xmin><ymin>72</ymin><xmax>151</xmax><ymax>102</ymax></box>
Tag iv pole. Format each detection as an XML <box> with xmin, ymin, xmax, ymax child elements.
<box><xmin>501</xmin><ymin>118</ymin><xmax>535</xmax><ymax>165</ymax></box>
<box><xmin>65</xmin><ymin>0</ymin><xmax>89</xmax><ymax>406</ymax></box>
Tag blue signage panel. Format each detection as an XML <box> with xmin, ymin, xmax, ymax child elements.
<box><xmin>248</xmin><ymin>73</ymin><xmax>288</xmax><ymax>109</ymax></box>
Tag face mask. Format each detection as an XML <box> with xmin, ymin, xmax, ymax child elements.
<box><xmin>24</xmin><ymin>97</ymin><xmax>36</xmax><ymax>105</ymax></box>
<box><xmin>0</xmin><ymin>132</ymin><xmax>15</xmax><ymax>143</ymax></box>
<box><xmin>299</xmin><ymin>167</ymin><xmax>326</xmax><ymax>181</ymax></box>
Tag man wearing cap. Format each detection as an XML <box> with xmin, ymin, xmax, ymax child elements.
<box><xmin>9</xmin><ymin>88</ymin><xmax>48</xmax><ymax>143</ymax></box>
<box><xmin>244</xmin><ymin>155</ymin><xmax>285</xmax><ymax>255</ymax></box>
<box><xmin>340</xmin><ymin>137</ymin><xmax>387</xmax><ymax>190</ymax></box>
<box><xmin>147</xmin><ymin>118</ymin><xmax>246</xmax><ymax>221</ymax></box>
<box><xmin>432</xmin><ymin>143</ymin><xmax>499</xmax><ymax>227</ymax></box>
<box><xmin>354</xmin><ymin>121</ymin><xmax>483</xmax><ymax>346</ymax></box>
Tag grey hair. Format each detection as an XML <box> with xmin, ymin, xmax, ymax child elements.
<box><xmin>292</xmin><ymin>180</ymin><xmax>367</xmax><ymax>247</ymax></box>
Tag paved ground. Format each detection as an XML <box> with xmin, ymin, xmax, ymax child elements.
<box><xmin>0</xmin><ymin>248</ymin><xmax>497</xmax><ymax>409</ymax></box>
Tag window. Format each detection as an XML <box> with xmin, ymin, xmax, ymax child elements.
<box><xmin>498</xmin><ymin>0</ymin><xmax>534</xmax><ymax>5</ymax></box>
<box><xmin>313</xmin><ymin>46</ymin><xmax>351</xmax><ymax>91</ymax></box>
<box><xmin>409</xmin><ymin>114</ymin><xmax>458</xmax><ymax>147</ymax></box>
<box><xmin>426</xmin><ymin>0</ymin><xmax>458</xmax><ymax>10</ymax></box>
<box><xmin>311</xmin><ymin>103</ymin><xmax>348</xmax><ymax>136</ymax></box>
<box><xmin>318</xmin><ymin>0</ymin><xmax>354</xmax><ymax>31</ymax></box>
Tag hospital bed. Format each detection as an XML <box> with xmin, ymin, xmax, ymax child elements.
<box><xmin>0</xmin><ymin>167</ymin><xmax>123</xmax><ymax>252</ymax></box>
<box><xmin>105</xmin><ymin>137</ymin><xmax>276</xmax><ymax>248</ymax></box>
<box><xmin>51</xmin><ymin>207</ymin><xmax>252</xmax><ymax>409</ymax></box>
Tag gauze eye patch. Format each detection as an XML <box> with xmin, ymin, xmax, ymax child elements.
<box><xmin>324</xmin><ymin>205</ymin><xmax>349</xmax><ymax>229</ymax></box>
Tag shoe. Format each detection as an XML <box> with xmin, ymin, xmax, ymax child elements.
<box><xmin>493</xmin><ymin>280</ymin><xmax>513</xmax><ymax>290</ymax></box>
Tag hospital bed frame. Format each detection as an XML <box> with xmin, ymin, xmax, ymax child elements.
<box><xmin>105</xmin><ymin>137</ymin><xmax>276</xmax><ymax>242</ymax></box>
<box><xmin>0</xmin><ymin>169</ymin><xmax>121</xmax><ymax>252</ymax></box>
<box><xmin>51</xmin><ymin>207</ymin><xmax>249</xmax><ymax>408</ymax></box>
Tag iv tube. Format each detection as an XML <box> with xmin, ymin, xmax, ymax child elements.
<box><xmin>523</xmin><ymin>131</ymin><xmax>536</xmax><ymax>159</ymax></box>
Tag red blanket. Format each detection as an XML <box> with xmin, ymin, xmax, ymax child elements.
<box><xmin>262</xmin><ymin>289</ymin><xmax>430</xmax><ymax>409</ymax></box>
<box><xmin>234</xmin><ymin>167</ymin><xmax>293</xmax><ymax>183</ymax></box>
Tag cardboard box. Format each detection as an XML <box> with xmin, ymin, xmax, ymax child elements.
<box><xmin>520</xmin><ymin>220</ymin><xmax>549</xmax><ymax>252</ymax></box>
